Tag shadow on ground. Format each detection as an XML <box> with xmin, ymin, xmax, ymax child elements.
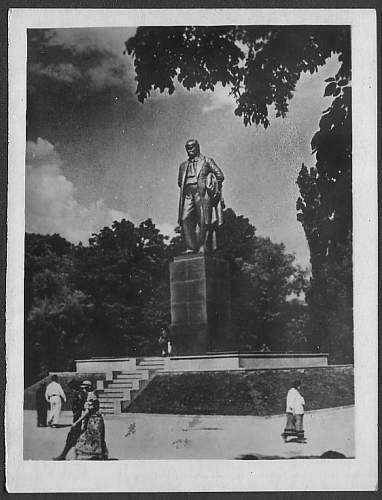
<box><xmin>236</xmin><ymin>450</ymin><xmax>348</xmax><ymax>460</ymax></box>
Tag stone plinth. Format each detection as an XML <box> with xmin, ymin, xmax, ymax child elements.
<box><xmin>165</xmin><ymin>352</ymin><xmax>329</xmax><ymax>372</ymax></box>
<box><xmin>169</xmin><ymin>253</ymin><xmax>235</xmax><ymax>355</ymax></box>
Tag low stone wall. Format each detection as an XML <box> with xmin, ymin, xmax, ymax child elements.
<box><xmin>167</xmin><ymin>352</ymin><xmax>328</xmax><ymax>371</ymax></box>
<box><xmin>24</xmin><ymin>372</ymin><xmax>106</xmax><ymax>411</ymax></box>
<box><xmin>75</xmin><ymin>352</ymin><xmax>328</xmax><ymax>374</ymax></box>
<box><xmin>126</xmin><ymin>365</ymin><xmax>354</xmax><ymax>415</ymax></box>
<box><xmin>75</xmin><ymin>357</ymin><xmax>136</xmax><ymax>374</ymax></box>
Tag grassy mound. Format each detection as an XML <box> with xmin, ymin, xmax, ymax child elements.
<box><xmin>24</xmin><ymin>372</ymin><xmax>106</xmax><ymax>411</ymax></box>
<box><xmin>126</xmin><ymin>366</ymin><xmax>354</xmax><ymax>415</ymax></box>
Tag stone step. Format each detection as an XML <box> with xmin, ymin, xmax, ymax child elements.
<box><xmin>99</xmin><ymin>394</ymin><xmax>130</xmax><ymax>402</ymax></box>
<box><xmin>95</xmin><ymin>359</ymin><xmax>164</xmax><ymax>415</ymax></box>
<box><xmin>137</xmin><ymin>364</ymin><xmax>165</xmax><ymax>370</ymax></box>
<box><xmin>111</xmin><ymin>378</ymin><xmax>137</xmax><ymax>384</ymax></box>
<box><xmin>116</xmin><ymin>372</ymin><xmax>148</xmax><ymax>378</ymax></box>
<box><xmin>139</xmin><ymin>359</ymin><xmax>165</xmax><ymax>363</ymax></box>
<box><xmin>110</xmin><ymin>381</ymin><xmax>139</xmax><ymax>390</ymax></box>
<box><xmin>99</xmin><ymin>403</ymin><xmax>114</xmax><ymax>409</ymax></box>
<box><xmin>134</xmin><ymin>367</ymin><xmax>161</xmax><ymax>374</ymax></box>
<box><xmin>107</xmin><ymin>384</ymin><xmax>135</xmax><ymax>391</ymax></box>
<box><xmin>138</xmin><ymin>359</ymin><xmax>165</xmax><ymax>365</ymax></box>
<box><xmin>102</xmin><ymin>390</ymin><xmax>126</xmax><ymax>396</ymax></box>
<box><xmin>99</xmin><ymin>398</ymin><xmax>123</xmax><ymax>404</ymax></box>
<box><xmin>113</xmin><ymin>377</ymin><xmax>144</xmax><ymax>384</ymax></box>
<box><xmin>140</xmin><ymin>357</ymin><xmax>164</xmax><ymax>361</ymax></box>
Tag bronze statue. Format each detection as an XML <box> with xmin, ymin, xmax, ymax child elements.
<box><xmin>178</xmin><ymin>139</ymin><xmax>224</xmax><ymax>253</ymax></box>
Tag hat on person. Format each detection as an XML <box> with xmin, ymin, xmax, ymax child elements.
<box><xmin>80</xmin><ymin>380</ymin><xmax>93</xmax><ymax>388</ymax></box>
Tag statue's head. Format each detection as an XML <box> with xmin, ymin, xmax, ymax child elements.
<box><xmin>185</xmin><ymin>139</ymin><xmax>200</xmax><ymax>158</ymax></box>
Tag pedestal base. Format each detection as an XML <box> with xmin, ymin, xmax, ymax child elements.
<box><xmin>169</xmin><ymin>253</ymin><xmax>235</xmax><ymax>355</ymax></box>
<box><xmin>165</xmin><ymin>351</ymin><xmax>329</xmax><ymax>371</ymax></box>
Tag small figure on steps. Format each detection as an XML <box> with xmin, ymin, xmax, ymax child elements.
<box><xmin>158</xmin><ymin>327</ymin><xmax>169</xmax><ymax>357</ymax></box>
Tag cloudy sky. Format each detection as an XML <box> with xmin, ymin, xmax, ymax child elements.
<box><xmin>26</xmin><ymin>27</ymin><xmax>340</xmax><ymax>267</ymax></box>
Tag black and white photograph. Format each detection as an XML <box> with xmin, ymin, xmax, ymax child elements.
<box><xmin>6</xmin><ymin>8</ymin><xmax>377</xmax><ymax>492</ymax></box>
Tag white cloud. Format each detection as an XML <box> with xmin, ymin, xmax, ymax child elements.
<box><xmin>26</xmin><ymin>138</ymin><xmax>131</xmax><ymax>244</ymax></box>
<box><xmin>30</xmin><ymin>62</ymin><xmax>82</xmax><ymax>83</ymax></box>
<box><xmin>156</xmin><ymin>222</ymin><xmax>177</xmax><ymax>240</ymax></box>
<box><xmin>48</xmin><ymin>27</ymin><xmax>136</xmax><ymax>58</ymax></box>
<box><xmin>47</xmin><ymin>27</ymin><xmax>136</xmax><ymax>92</ymax></box>
<box><xmin>29</xmin><ymin>28</ymin><xmax>137</xmax><ymax>94</ymax></box>
<box><xmin>201</xmin><ymin>83</ymin><xmax>236</xmax><ymax>113</ymax></box>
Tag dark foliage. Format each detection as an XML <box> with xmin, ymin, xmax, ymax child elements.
<box><xmin>24</xmin><ymin>210</ymin><xmax>308</xmax><ymax>386</ymax></box>
<box><xmin>296</xmin><ymin>55</ymin><xmax>352</xmax><ymax>362</ymax></box>
<box><xmin>73</xmin><ymin>218</ymin><xmax>170</xmax><ymax>358</ymax></box>
<box><xmin>24</xmin><ymin>233</ymin><xmax>90</xmax><ymax>386</ymax></box>
<box><xmin>127</xmin><ymin>366</ymin><xmax>354</xmax><ymax>415</ymax></box>
<box><xmin>125</xmin><ymin>26</ymin><xmax>350</xmax><ymax>128</ymax></box>
<box><xmin>216</xmin><ymin>209</ymin><xmax>308</xmax><ymax>351</ymax></box>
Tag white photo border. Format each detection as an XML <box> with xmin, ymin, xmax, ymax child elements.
<box><xmin>7</xmin><ymin>8</ymin><xmax>378</xmax><ymax>492</ymax></box>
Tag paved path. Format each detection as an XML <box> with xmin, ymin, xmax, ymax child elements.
<box><xmin>23</xmin><ymin>406</ymin><xmax>354</xmax><ymax>460</ymax></box>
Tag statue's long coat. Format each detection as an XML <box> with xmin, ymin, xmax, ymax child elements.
<box><xmin>177</xmin><ymin>155</ymin><xmax>225</xmax><ymax>226</ymax></box>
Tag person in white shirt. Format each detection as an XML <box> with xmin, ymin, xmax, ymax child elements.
<box><xmin>45</xmin><ymin>374</ymin><xmax>66</xmax><ymax>427</ymax></box>
<box><xmin>282</xmin><ymin>380</ymin><xmax>306</xmax><ymax>442</ymax></box>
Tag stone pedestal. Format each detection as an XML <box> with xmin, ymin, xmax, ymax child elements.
<box><xmin>169</xmin><ymin>253</ymin><xmax>235</xmax><ymax>355</ymax></box>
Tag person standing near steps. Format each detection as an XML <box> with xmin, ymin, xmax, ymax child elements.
<box><xmin>35</xmin><ymin>382</ymin><xmax>48</xmax><ymax>427</ymax></box>
<box><xmin>45</xmin><ymin>374</ymin><xmax>66</xmax><ymax>428</ymax></box>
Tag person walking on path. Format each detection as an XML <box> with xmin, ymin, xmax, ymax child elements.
<box><xmin>53</xmin><ymin>380</ymin><xmax>95</xmax><ymax>460</ymax></box>
<box><xmin>282</xmin><ymin>380</ymin><xmax>306</xmax><ymax>443</ymax></box>
<box><xmin>73</xmin><ymin>397</ymin><xmax>108</xmax><ymax>460</ymax></box>
<box><xmin>35</xmin><ymin>382</ymin><xmax>48</xmax><ymax>427</ymax></box>
<box><xmin>45</xmin><ymin>374</ymin><xmax>66</xmax><ymax>428</ymax></box>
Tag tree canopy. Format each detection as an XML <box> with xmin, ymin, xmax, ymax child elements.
<box><xmin>25</xmin><ymin>210</ymin><xmax>310</xmax><ymax>385</ymax></box>
<box><xmin>125</xmin><ymin>26</ymin><xmax>350</xmax><ymax>127</ymax></box>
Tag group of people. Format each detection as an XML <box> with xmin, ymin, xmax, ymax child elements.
<box><xmin>36</xmin><ymin>375</ymin><xmax>108</xmax><ymax>460</ymax></box>
<box><xmin>36</xmin><ymin>375</ymin><xmax>306</xmax><ymax>459</ymax></box>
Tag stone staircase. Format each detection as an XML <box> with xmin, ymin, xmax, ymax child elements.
<box><xmin>97</xmin><ymin>357</ymin><xmax>165</xmax><ymax>415</ymax></box>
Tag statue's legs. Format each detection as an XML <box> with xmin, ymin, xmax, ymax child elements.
<box><xmin>199</xmin><ymin>199</ymin><xmax>213</xmax><ymax>253</ymax></box>
<box><xmin>182</xmin><ymin>187</ymin><xmax>216</xmax><ymax>253</ymax></box>
<box><xmin>182</xmin><ymin>217</ymin><xmax>198</xmax><ymax>251</ymax></box>
<box><xmin>182</xmin><ymin>185</ymin><xmax>199</xmax><ymax>252</ymax></box>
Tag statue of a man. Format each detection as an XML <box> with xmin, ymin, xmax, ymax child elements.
<box><xmin>178</xmin><ymin>139</ymin><xmax>225</xmax><ymax>253</ymax></box>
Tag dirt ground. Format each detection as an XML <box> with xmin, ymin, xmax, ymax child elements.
<box><xmin>23</xmin><ymin>406</ymin><xmax>354</xmax><ymax>460</ymax></box>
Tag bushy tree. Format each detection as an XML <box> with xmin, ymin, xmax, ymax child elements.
<box><xmin>214</xmin><ymin>209</ymin><xmax>308</xmax><ymax>351</ymax></box>
<box><xmin>25</xmin><ymin>233</ymin><xmax>93</xmax><ymax>386</ymax></box>
<box><xmin>73</xmin><ymin>219</ymin><xmax>170</xmax><ymax>357</ymax></box>
<box><xmin>295</xmin><ymin>63</ymin><xmax>352</xmax><ymax>362</ymax></box>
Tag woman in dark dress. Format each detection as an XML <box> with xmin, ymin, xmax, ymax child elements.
<box><xmin>73</xmin><ymin>397</ymin><xmax>108</xmax><ymax>460</ymax></box>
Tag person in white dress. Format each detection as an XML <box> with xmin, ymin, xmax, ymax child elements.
<box><xmin>282</xmin><ymin>380</ymin><xmax>306</xmax><ymax>442</ymax></box>
<box><xmin>45</xmin><ymin>374</ymin><xmax>66</xmax><ymax>427</ymax></box>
